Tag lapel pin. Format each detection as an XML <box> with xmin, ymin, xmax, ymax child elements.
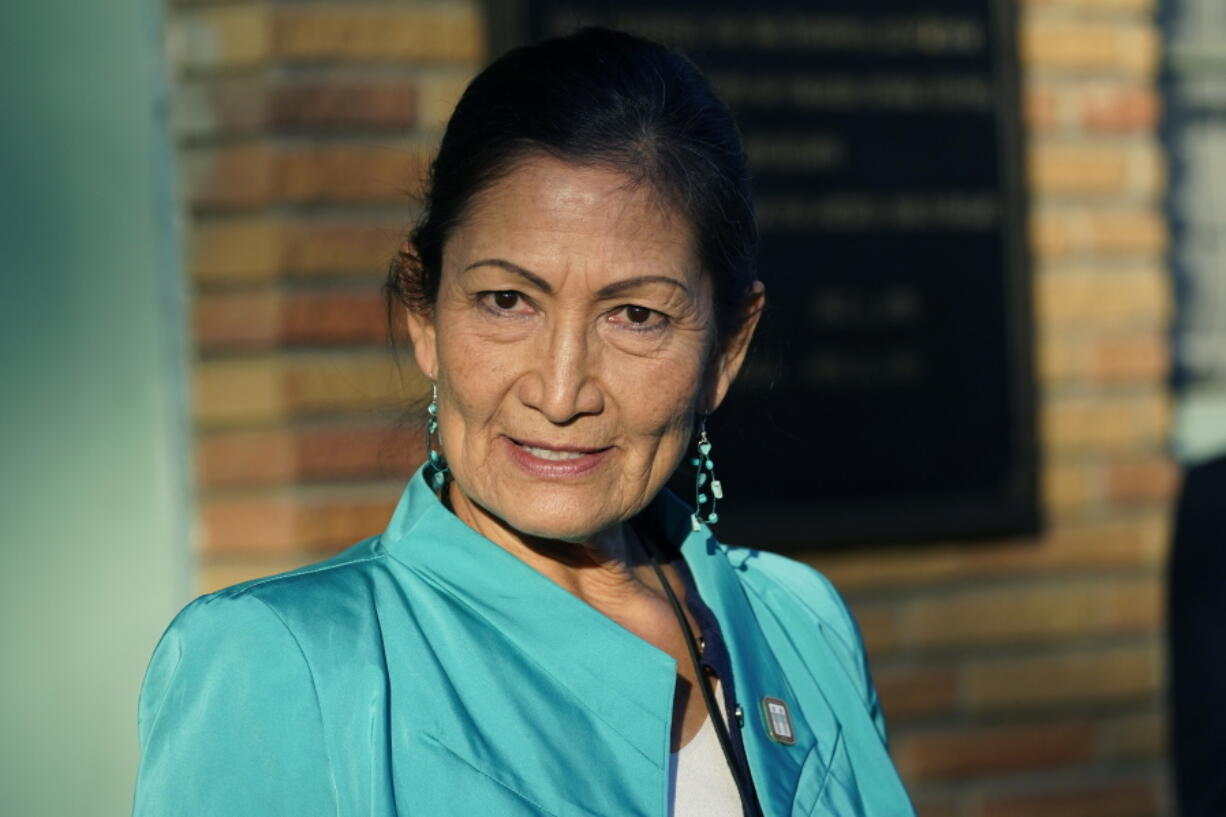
<box><xmin>761</xmin><ymin>697</ymin><xmax>795</xmax><ymax>745</ymax></box>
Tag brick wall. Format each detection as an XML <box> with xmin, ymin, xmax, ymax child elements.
<box><xmin>166</xmin><ymin>1</ymin><xmax>1173</xmax><ymax>814</ymax></box>
<box><xmin>166</xmin><ymin>0</ymin><xmax>485</xmax><ymax>589</ymax></box>
<box><xmin>803</xmin><ymin>0</ymin><xmax>1173</xmax><ymax>814</ymax></box>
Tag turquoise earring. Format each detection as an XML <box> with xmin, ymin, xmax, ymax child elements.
<box><xmin>691</xmin><ymin>415</ymin><xmax>723</xmax><ymax>530</ymax></box>
<box><xmin>425</xmin><ymin>382</ymin><xmax>448</xmax><ymax>493</ymax></box>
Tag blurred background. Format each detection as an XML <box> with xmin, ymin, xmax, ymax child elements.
<box><xmin>2</xmin><ymin>0</ymin><xmax>1222</xmax><ymax>815</ymax></box>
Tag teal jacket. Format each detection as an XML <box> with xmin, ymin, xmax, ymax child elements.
<box><xmin>132</xmin><ymin>465</ymin><xmax>914</xmax><ymax>817</ymax></box>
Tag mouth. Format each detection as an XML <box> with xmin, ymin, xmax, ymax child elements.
<box><xmin>508</xmin><ymin>437</ymin><xmax>612</xmax><ymax>458</ymax></box>
<box><xmin>503</xmin><ymin>436</ymin><xmax>613</xmax><ymax>477</ymax></box>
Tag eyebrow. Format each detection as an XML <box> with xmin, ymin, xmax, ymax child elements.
<box><xmin>462</xmin><ymin>258</ymin><xmax>691</xmax><ymax>298</ymax></box>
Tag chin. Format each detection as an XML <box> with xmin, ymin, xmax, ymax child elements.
<box><xmin>496</xmin><ymin>488</ymin><xmax>619</xmax><ymax>544</ymax></box>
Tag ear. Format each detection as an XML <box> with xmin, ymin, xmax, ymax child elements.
<box><xmin>405</xmin><ymin>306</ymin><xmax>439</xmax><ymax>382</ymax></box>
<box><xmin>704</xmin><ymin>281</ymin><xmax>766</xmax><ymax>414</ymax></box>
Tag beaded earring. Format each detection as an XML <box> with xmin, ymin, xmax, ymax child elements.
<box><xmin>425</xmin><ymin>382</ymin><xmax>449</xmax><ymax>493</ymax></box>
<box><xmin>691</xmin><ymin>414</ymin><xmax>723</xmax><ymax>530</ymax></box>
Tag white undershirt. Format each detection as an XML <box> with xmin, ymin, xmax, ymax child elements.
<box><xmin>668</xmin><ymin>678</ymin><xmax>743</xmax><ymax>817</ymax></box>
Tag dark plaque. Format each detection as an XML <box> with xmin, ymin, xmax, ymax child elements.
<box><xmin>490</xmin><ymin>0</ymin><xmax>1038</xmax><ymax>547</ymax></box>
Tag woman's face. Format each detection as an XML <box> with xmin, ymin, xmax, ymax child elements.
<box><xmin>407</xmin><ymin>155</ymin><xmax>762</xmax><ymax>544</ymax></box>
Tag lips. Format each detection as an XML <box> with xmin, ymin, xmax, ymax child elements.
<box><xmin>507</xmin><ymin>437</ymin><xmax>611</xmax><ymax>457</ymax></box>
<box><xmin>503</xmin><ymin>436</ymin><xmax>613</xmax><ymax>478</ymax></box>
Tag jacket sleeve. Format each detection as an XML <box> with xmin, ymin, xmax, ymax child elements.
<box><xmin>132</xmin><ymin>591</ymin><xmax>338</xmax><ymax>817</ymax></box>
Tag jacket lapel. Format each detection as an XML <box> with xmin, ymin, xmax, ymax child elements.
<box><xmin>380</xmin><ymin>467</ymin><xmax>818</xmax><ymax>817</ymax></box>
<box><xmin>655</xmin><ymin>489</ymin><xmax>820</xmax><ymax>817</ymax></box>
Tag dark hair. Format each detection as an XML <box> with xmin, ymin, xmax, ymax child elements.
<box><xmin>384</xmin><ymin>25</ymin><xmax>759</xmax><ymax>351</ymax></box>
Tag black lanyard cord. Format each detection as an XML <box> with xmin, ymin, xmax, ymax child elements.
<box><xmin>629</xmin><ymin>515</ymin><xmax>765</xmax><ymax>817</ymax></box>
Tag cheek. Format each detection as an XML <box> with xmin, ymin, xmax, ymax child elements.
<box><xmin>434</xmin><ymin>321</ymin><xmax>520</xmax><ymax>443</ymax></box>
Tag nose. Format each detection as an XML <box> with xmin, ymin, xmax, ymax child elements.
<box><xmin>519</xmin><ymin>317</ymin><xmax>604</xmax><ymax>424</ymax></box>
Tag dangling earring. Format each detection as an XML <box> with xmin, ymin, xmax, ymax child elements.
<box><xmin>425</xmin><ymin>382</ymin><xmax>448</xmax><ymax>493</ymax></box>
<box><xmin>691</xmin><ymin>414</ymin><xmax>723</xmax><ymax>530</ymax></box>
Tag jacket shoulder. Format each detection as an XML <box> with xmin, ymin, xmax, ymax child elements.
<box><xmin>723</xmin><ymin>546</ymin><xmax>860</xmax><ymax>645</ymax></box>
<box><xmin>719</xmin><ymin>545</ymin><xmax>884</xmax><ymax>730</ymax></box>
<box><xmin>206</xmin><ymin>534</ymin><xmax>388</xmax><ymax>601</ymax></box>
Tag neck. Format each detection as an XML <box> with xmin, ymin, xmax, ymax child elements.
<box><xmin>445</xmin><ymin>479</ymin><xmax>665</xmax><ymax>608</ymax></box>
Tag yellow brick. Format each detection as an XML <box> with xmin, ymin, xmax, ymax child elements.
<box><xmin>1029</xmin><ymin>142</ymin><xmax>1128</xmax><ymax>196</ymax></box>
<box><xmin>904</xmin><ymin>576</ymin><xmax>1162</xmax><ymax>647</ymax></box>
<box><xmin>1034</xmin><ymin>264</ymin><xmax>1171</xmax><ymax>329</ymax></box>
<box><xmin>187</xmin><ymin>144</ymin><xmax>432</xmax><ymax>208</ymax></box>
<box><xmin>198</xmin><ymin>553</ymin><xmax>312</xmax><ymax>595</ymax></box>
<box><xmin>272</xmin><ymin>6</ymin><xmax>485</xmax><ymax>64</ymax></box>
<box><xmin>192</xmin><ymin>217</ymin><xmax>283</xmax><ymax>283</ymax></box>
<box><xmin>194</xmin><ymin>357</ymin><xmax>286</xmax><ymax>425</ymax></box>
<box><xmin>1041</xmin><ymin>391</ymin><xmax>1169</xmax><ymax>453</ymax></box>
<box><xmin>171</xmin><ymin>5</ymin><xmax>272</xmax><ymax>72</ymax></box>
<box><xmin>1104</xmin><ymin>710</ymin><xmax>1167</xmax><ymax>761</ymax></box>
<box><xmin>1037</xmin><ymin>330</ymin><xmax>1169</xmax><ymax>384</ymax></box>
<box><xmin>1030</xmin><ymin>205</ymin><xmax>1167</xmax><ymax>258</ymax></box>
<box><xmin>964</xmin><ymin>644</ymin><xmax>1162</xmax><ymax>711</ymax></box>
<box><xmin>1022</xmin><ymin>0</ymin><xmax>1155</xmax><ymax>10</ymax></box>
<box><xmin>1042</xmin><ymin>460</ymin><xmax>1096</xmax><ymax>513</ymax></box>
<box><xmin>1028</xmin><ymin>139</ymin><xmax>1163</xmax><ymax>198</ymax></box>
<box><xmin>1023</xmin><ymin>19</ymin><xmax>1160</xmax><ymax>76</ymax></box>
<box><xmin>192</xmin><ymin>216</ymin><xmax>406</xmax><ymax>283</ymax></box>
<box><xmin>284</xmin><ymin>354</ymin><xmax>425</xmax><ymax>414</ymax></box>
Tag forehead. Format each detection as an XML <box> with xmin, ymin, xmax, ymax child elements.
<box><xmin>445</xmin><ymin>154</ymin><xmax>699</xmax><ymax>281</ymax></box>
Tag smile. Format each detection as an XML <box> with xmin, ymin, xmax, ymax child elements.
<box><xmin>503</xmin><ymin>437</ymin><xmax>613</xmax><ymax>478</ymax></box>
<box><xmin>520</xmin><ymin>445</ymin><xmax>585</xmax><ymax>461</ymax></box>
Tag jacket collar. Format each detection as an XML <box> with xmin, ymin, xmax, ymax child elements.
<box><xmin>379</xmin><ymin>465</ymin><xmax>811</xmax><ymax>813</ymax></box>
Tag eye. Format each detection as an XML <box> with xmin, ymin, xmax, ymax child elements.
<box><xmin>608</xmin><ymin>304</ymin><xmax>668</xmax><ymax>331</ymax></box>
<box><xmin>478</xmin><ymin>290</ymin><xmax>533</xmax><ymax>315</ymax></box>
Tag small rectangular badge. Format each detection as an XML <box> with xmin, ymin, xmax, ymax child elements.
<box><xmin>761</xmin><ymin>697</ymin><xmax>796</xmax><ymax>745</ymax></box>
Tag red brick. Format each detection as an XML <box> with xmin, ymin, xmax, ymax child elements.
<box><xmin>194</xmin><ymin>289</ymin><xmax>281</xmax><ymax>348</ymax></box>
<box><xmin>853</xmin><ymin>604</ymin><xmax>901</xmax><ymax>656</ymax></box>
<box><xmin>187</xmin><ymin>143</ymin><xmax>432</xmax><ymax>209</ymax></box>
<box><xmin>975</xmin><ymin>780</ymin><xmax>1159</xmax><ymax>817</ymax></box>
<box><xmin>191</xmin><ymin>217</ymin><xmax>406</xmax><ymax>283</ymax></box>
<box><xmin>269</xmin><ymin>81</ymin><xmax>417</xmax><ymax>131</ymax></box>
<box><xmin>1106</xmin><ymin>456</ymin><xmax>1178</xmax><ymax>504</ymax></box>
<box><xmin>874</xmin><ymin>668</ymin><xmax>959</xmax><ymax>722</ymax></box>
<box><xmin>197</xmin><ymin>428</ymin><xmax>297</xmax><ymax>487</ymax></box>
<box><xmin>197</xmin><ymin>425</ymin><xmax>425</xmax><ymax>488</ymax></box>
<box><xmin>893</xmin><ymin>721</ymin><xmax>1098</xmax><ymax>781</ymax></box>
<box><xmin>904</xmin><ymin>576</ymin><xmax>1163</xmax><ymax>648</ymax></box>
<box><xmin>964</xmin><ymin>644</ymin><xmax>1162</xmax><ymax>712</ymax></box>
<box><xmin>284</xmin><ymin>290</ymin><xmax>388</xmax><ymax>345</ymax></box>
<box><xmin>178</xmin><ymin>79</ymin><xmax>421</xmax><ymax>138</ymax></box>
<box><xmin>202</xmin><ymin>486</ymin><xmax>401</xmax><ymax>554</ymax></box>
<box><xmin>296</xmin><ymin>425</ymin><xmax>424</xmax><ymax>482</ymax></box>
<box><xmin>1026</xmin><ymin>83</ymin><xmax>1159</xmax><ymax>135</ymax></box>
<box><xmin>805</xmin><ymin>512</ymin><xmax>1168</xmax><ymax>591</ymax></box>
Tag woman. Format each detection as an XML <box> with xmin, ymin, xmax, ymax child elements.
<box><xmin>132</xmin><ymin>26</ymin><xmax>914</xmax><ymax>817</ymax></box>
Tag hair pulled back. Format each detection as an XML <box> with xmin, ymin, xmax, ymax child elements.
<box><xmin>385</xmin><ymin>25</ymin><xmax>759</xmax><ymax>349</ymax></box>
